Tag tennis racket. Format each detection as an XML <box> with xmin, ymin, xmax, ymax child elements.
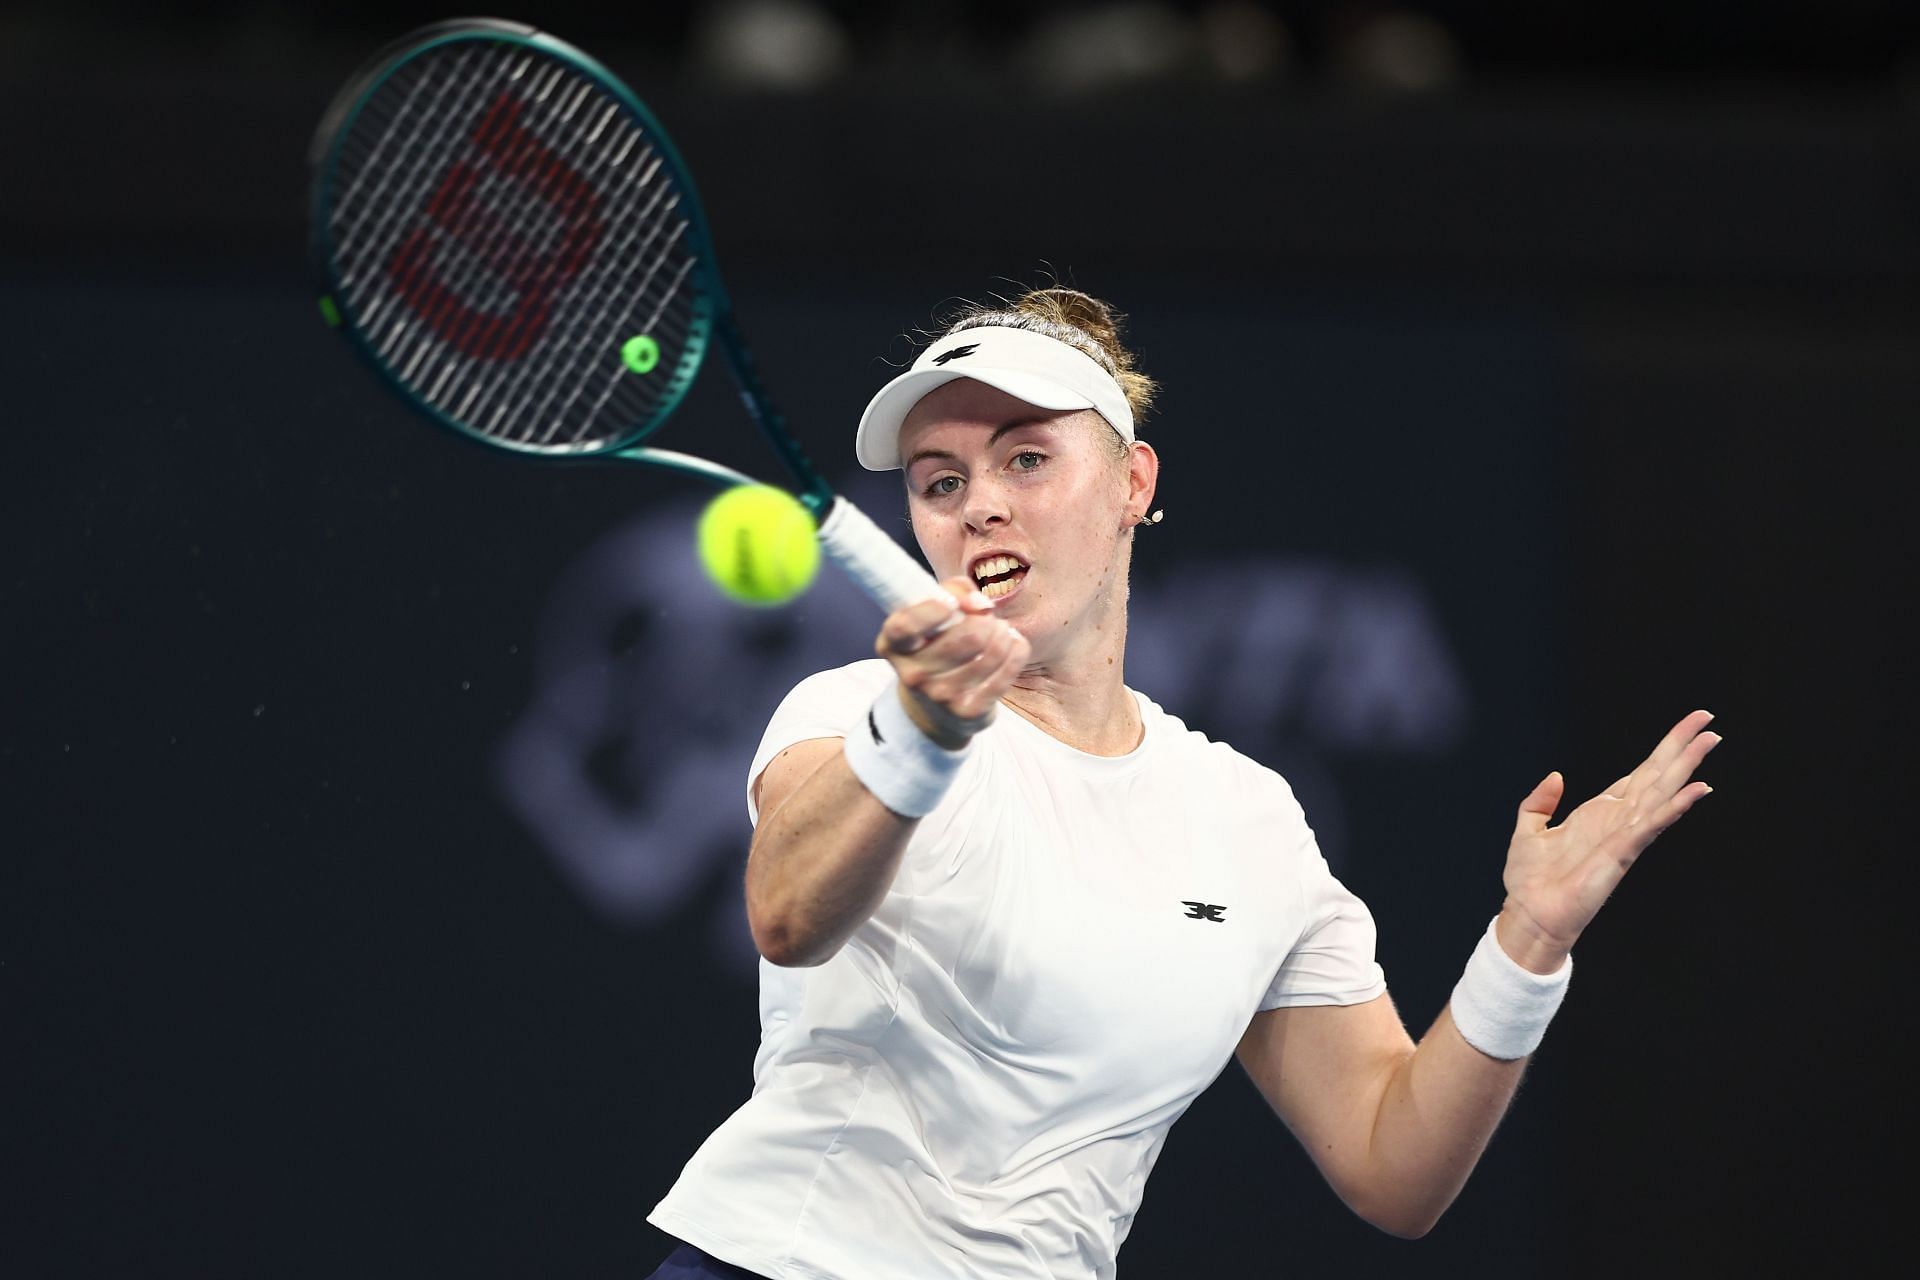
<box><xmin>307</xmin><ymin>17</ymin><xmax>940</xmax><ymax>611</ymax></box>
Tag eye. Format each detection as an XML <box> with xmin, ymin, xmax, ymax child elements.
<box><xmin>1011</xmin><ymin>450</ymin><xmax>1045</xmax><ymax>471</ymax></box>
<box><xmin>923</xmin><ymin>474</ymin><xmax>962</xmax><ymax>498</ymax></box>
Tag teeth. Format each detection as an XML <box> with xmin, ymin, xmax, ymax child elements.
<box><xmin>982</xmin><ymin>577</ymin><xmax>1018</xmax><ymax>599</ymax></box>
<box><xmin>972</xmin><ymin>554</ymin><xmax>1026</xmax><ymax>582</ymax></box>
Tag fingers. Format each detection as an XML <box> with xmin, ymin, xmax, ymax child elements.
<box><xmin>1530</xmin><ymin>711</ymin><xmax>1721</xmax><ymax>839</ymax></box>
<box><xmin>916</xmin><ymin>615</ymin><xmax>1026</xmax><ymax>720</ymax></box>
<box><xmin>1592</xmin><ymin>776</ymin><xmax>1714</xmax><ymax>881</ymax></box>
<box><xmin>1514</xmin><ymin>771</ymin><xmax>1565</xmax><ymax>837</ymax></box>
<box><xmin>1623</xmin><ymin>709</ymin><xmax>1717</xmax><ymax>796</ymax></box>
<box><xmin>874</xmin><ymin>576</ymin><xmax>1029</xmax><ymax>736</ymax></box>
<box><xmin>1606</xmin><ymin>713</ymin><xmax>1722</xmax><ymax>828</ymax></box>
<box><xmin>1626</xmin><ymin>716</ymin><xmax>1721</xmax><ymax>817</ymax></box>
<box><xmin>1641</xmin><ymin>767</ymin><xmax>1716</xmax><ymax>835</ymax></box>
<box><xmin>1590</xmin><ymin>728</ymin><xmax>1718</xmax><ymax>877</ymax></box>
<box><xmin>1513</xmin><ymin>713</ymin><xmax>1720</xmax><ymax>932</ymax></box>
<box><xmin>878</xmin><ymin>578</ymin><xmax>990</xmax><ymax>656</ymax></box>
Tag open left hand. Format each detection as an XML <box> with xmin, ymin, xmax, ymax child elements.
<box><xmin>1498</xmin><ymin>710</ymin><xmax>1721</xmax><ymax>971</ymax></box>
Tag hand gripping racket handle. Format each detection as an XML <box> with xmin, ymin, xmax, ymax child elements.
<box><xmin>816</xmin><ymin>497</ymin><xmax>948</xmax><ymax>613</ymax></box>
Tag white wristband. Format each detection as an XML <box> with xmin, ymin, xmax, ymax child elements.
<box><xmin>841</xmin><ymin>683</ymin><xmax>970</xmax><ymax>818</ymax></box>
<box><xmin>1449</xmin><ymin>916</ymin><xmax>1571</xmax><ymax>1061</ymax></box>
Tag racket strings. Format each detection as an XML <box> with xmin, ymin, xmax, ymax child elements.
<box><xmin>411</xmin><ymin>60</ymin><xmax>591</xmax><ymax>393</ymax></box>
<box><xmin>500</xmin><ymin>108</ymin><xmax>675</xmax><ymax>444</ymax></box>
<box><xmin>559</xmin><ymin>240</ymin><xmax>697</xmax><ymax>446</ymax></box>
<box><xmin>356</xmin><ymin>56</ymin><xmax>540</xmax><ymax>376</ymax></box>
<box><xmin>340</xmin><ymin>48</ymin><xmax>492</xmax><ymax>340</ymax></box>
<box><xmin>324</xmin><ymin>38</ymin><xmax>708</xmax><ymax>453</ymax></box>
<box><xmin>526</xmin><ymin>114</ymin><xmax>705</xmax><ymax>441</ymax></box>
<box><xmin>520</xmin><ymin>164</ymin><xmax>696</xmax><ymax>447</ymax></box>
<box><xmin>402</xmin><ymin>59</ymin><xmax>593</xmax><ymax>373</ymax></box>
<box><xmin>461</xmin><ymin>60</ymin><xmax>699</xmax><ymax>447</ymax></box>
<box><xmin>469</xmin><ymin>59</ymin><xmax>689</xmax><ymax>429</ymax></box>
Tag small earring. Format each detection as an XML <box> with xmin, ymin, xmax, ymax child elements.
<box><xmin>1136</xmin><ymin>509</ymin><xmax>1164</xmax><ymax>527</ymax></box>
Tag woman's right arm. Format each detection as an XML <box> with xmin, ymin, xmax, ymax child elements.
<box><xmin>744</xmin><ymin>580</ymin><xmax>1028</xmax><ymax>967</ymax></box>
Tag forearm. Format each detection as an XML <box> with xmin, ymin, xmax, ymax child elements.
<box><xmin>1258</xmin><ymin>712</ymin><xmax>1710</xmax><ymax>1239</ymax></box>
<box><xmin>1350</xmin><ymin>913</ymin><xmax>1570</xmax><ymax>1236</ymax></box>
<box><xmin>745</xmin><ymin>747</ymin><xmax>917</xmax><ymax>967</ymax></box>
<box><xmin>746</xmin><ymin>584</ymin><xmax>1016</xmax><ymax>968</ymax></box>
<box><xmin>1351</xmin><ymin>1007</ymin><xmax>1530</xmax><ymax>1237</ymax></box>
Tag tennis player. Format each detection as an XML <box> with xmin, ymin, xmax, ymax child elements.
<box><xmin>644</xmin><ymin>287</ymin><xmax>1719</xmax><ymax>1279</ymax></box>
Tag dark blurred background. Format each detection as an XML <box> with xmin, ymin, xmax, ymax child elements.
<box><xmin>5</xmin><ymin>3</ymin><xmax>1913</xmax><ymax>1277</ymax></box>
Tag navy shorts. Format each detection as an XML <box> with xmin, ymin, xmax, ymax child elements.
<box><xmin>645</xmin><ymin>1242</ymin><xmax>772</xmax><ymax>1280</ymax></box>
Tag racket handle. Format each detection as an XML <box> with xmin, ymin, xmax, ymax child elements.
<box><xmin>817</xmin><ymin>496</ymin><xmax>946</xmax><ymax>613</ymax></box>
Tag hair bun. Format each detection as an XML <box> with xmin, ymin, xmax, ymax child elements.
<box><xmin>935</xmin><ymin>282</ymin><xmax>1158</xmax><ymax>429</ymax></box>
<box><xmin>1017</xmin><ymin>288</ymin><xmax>1121</xmax><ymax>350</ymax></box>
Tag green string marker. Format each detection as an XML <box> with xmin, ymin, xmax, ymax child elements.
<box><xmin>622</xmin><ymin>334</ymin><xmax>660</xmax><ymax>374</ymax></box>
<box><xmin>318</xmin><ymin>295</ymin><xmax>341</xmax><ymax>327</ymax></box>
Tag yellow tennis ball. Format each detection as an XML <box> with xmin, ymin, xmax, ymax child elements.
<box><xmin>697</xmin><ymin>485</ymin><xmax>820</xmax><ymax>605</ymax></box>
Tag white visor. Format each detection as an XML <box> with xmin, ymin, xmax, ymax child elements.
<box><xmin>855</xmin><ymin>326</ymin><xmax>1135</xmax><ymax>471</ymax></box>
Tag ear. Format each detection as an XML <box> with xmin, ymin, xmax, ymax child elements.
<box><xmin>1124</xmin><ymin>440</ymin><xmax>1160</xmax><ymax>528</ymax></box>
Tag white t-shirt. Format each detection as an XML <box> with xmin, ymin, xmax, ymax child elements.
<box><xmin>649</xmin><ymin>660</ymin><xmax>1386</xmax><ymax>1280</ymax></box>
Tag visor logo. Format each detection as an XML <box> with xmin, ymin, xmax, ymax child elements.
<box><xmin>931</xmin><ymin>343</ymin><xmax>979</xmax><ymax>365</ymax></box>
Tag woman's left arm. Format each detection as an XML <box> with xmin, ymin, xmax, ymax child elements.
<box><xmin>1236</xmin><ymin>710</ymin><xmax>1721</xmax><ymax>1238</ymax></box>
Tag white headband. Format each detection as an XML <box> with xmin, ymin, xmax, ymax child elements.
<box><xmin>854</xmin><ymin>326</ymin><xmax>1136</xmax><ymax>471</ymax></box>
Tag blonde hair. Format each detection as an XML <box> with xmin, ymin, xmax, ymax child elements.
<box><xmin>936</xmin><ymin>286</ymin><xmax>1156</xmax><ymax>452</ymax></box>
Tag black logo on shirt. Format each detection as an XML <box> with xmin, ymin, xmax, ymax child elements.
<box><xmin>868</xmin><ymin>709</ymin><xmax>884</xmax><ymax>745</ymax></box>
<box><xmin>930</xmin><ymin>344</ymin><xmax>979</xmax><ymax>366</ymax></box>
<box><xmin>1181</xmin><ymin>901</ymin><xmax>1228</xmax><ymax>923</ymax></box>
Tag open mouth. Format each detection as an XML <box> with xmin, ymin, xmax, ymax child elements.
<box><xmin>972</xmin><ymin>553</ymin><xmax>1029</xmax><ymax>600</ymax></box>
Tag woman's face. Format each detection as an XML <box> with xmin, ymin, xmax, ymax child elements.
<box><xmin>899</xmin><ymin>379</ymin><xmax>1154</xmax><ymax>651</ymax></box>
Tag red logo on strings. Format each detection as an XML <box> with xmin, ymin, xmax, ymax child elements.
<box><xmin>386</xmin><ymin>91</ymin><xmax>605</xmax><ymax>362</ymax></box>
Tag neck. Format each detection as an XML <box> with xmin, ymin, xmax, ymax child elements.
<box><xmin>1002</xmin><ymin>567</ymin><xmax>1139</xmax><ymax>756</ymax></box>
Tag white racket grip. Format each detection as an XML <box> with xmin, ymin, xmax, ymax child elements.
<box><xmin>816</xmin><ymin>496</ymin><xmax>945</xmax><ymax>612</ymax></box>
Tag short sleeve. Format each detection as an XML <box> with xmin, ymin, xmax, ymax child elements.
<box><xmin>745</xmin><ymin>659</ymin><xmax>893</xmax><ymax>825</ymax></box>
<box><xmin>1260</xmin><ymin>843</ymin><xmax>1388</xmax><ymax>1011</ymax></box>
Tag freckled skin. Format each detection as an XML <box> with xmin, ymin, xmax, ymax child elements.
<box><xmin>895</xmin><ymin>380</ymin><xmax>1159</xmax><ymax>754</ymax></box>
<box><xmin>899</xmin><ymin>381</ymin><xmax>1153</xmax><ymax>674</ymax></box>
